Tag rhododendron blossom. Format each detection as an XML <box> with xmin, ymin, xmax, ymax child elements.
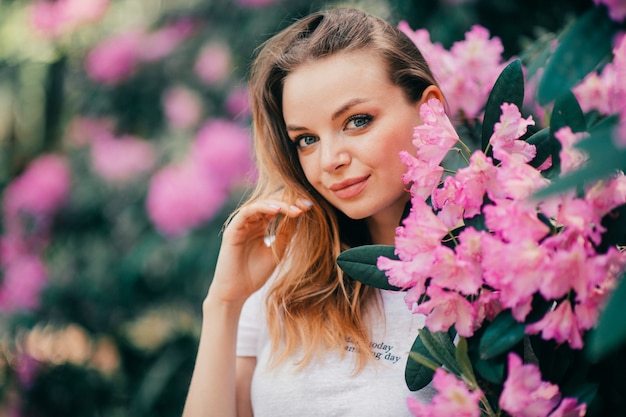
<box><xmin>90</xmin><ymin>134</ymin><xmax>156</xmax><ymax>183</ymax></box>
<box><xmin>0</xmin><ymin>255</ymin><xmax>47</xmax><ymax>313</ymax></box>
<box><xmin>30</xmin><ymin>0</ymin><xmax>109</xmax><ymax>38</ymax></box>
<box><xmin>194</xmin><ymin>43</ymin><xmax>233</xmax><ymax>85</ymax></box>
<box><xmin>163</xmin><ymin>85</ymin><xmax>204</xmax><ymax>130</ymax></box>
<box><xmin>499</xmin><ymin>354</ymin><xmax>585</xmax><ymax>417</ymax></box>
<box><xmin>379</xmin><ymin>96</ymin><xmax>626</xmax><ymax>343</ymax></box>
<box><xmin>407</xmin><ymin>369</ymin><xmax>483</xmax><ymax>417</ymax></box>
<box><xmin>399</xmin><ymin>24</ymin><xmax>505</xmax><ymax>119</ymax></box>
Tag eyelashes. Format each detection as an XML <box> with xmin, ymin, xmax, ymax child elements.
<box><xmin>288</xmin><ymin>113</ymin><xmax>374</xmax><ymax>150</ymax></box>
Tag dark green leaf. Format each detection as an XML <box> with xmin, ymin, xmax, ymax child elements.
<box><xmin>538</xmin><ymin>7</ymin><xmax>619</xmax><ymax>105</ymax></box>
<box><xmin>596</xmin><ymin>204</ymin><xmax>626</xmax><ymax>253</ymax></box>
<box><xmin>467</xmin><ymin>334</ymin><xmax>506</xmax><ymax>384</ymax></box>
<box><xmin>546</xmin><ymin>91</ymin><xmax>587</xmax><ymax>175</ymax></box>
<box><xmin>481</xmin><ymin>59</ymin><xmax>525</xmax><ymax>153</ymax></box>
<box><xmin>405</xmin><ymin>334</ymin><xmax>437</xmax><ymax>391</ymax></box>
<box><xmin>479</xmin><ymin>310</ymin><xmax>526</xmax><ymax>360</ymax></box>
<box><xmin>587</xmin><ymin>271</ymin><xmax>626</xmax><ymax>360</ymax></box>
<box><xmin>336</xmin><ymin>245</ymin><xmax>403</xmax><ymax>291</ymax></box>
<box><xmin>526</xmin><ymin>127</ymin><xmax>553</xmax><ymax>169</ymax></box>
<box><xmin>419</xmin><ymin>327</ymin><xmax>462</xmax><ymax>376</ymax></box>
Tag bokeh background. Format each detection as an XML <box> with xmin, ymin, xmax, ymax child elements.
<box><xmin>0</xmin><ymin>0</ymin><xmax>599</xmax><ymax>415</ymax></box>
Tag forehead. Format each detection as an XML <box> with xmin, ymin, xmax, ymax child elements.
<box><xmin>282</xmin><ymin>51</ymin><xmax>395</xmax><ymax>119</ymax></box>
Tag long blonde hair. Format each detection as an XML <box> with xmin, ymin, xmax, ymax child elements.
<box><xmin>245</xmin><ymin>7</ymin><xmax>439</xmax><ymax>370</ymax></box>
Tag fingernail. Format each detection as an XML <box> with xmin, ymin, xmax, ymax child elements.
<box><xmin>269</xmin><ymin>204</ymin><xmax>281</xmax><ymax>210</ymax></box>
<box><xmin>303</xmin><ymin>200</ymin><xmax>314</xmax><ymax>207</ymax></box>
<box><xmin>290</xmin><ymin>205</ymin><xmax>301</xmax><ymax>212</ymax></box>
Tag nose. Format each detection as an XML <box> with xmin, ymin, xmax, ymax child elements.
<box><xmin>320</xmin><ymin>135</ymin><xmax>351</xmax><ymax>172</ymax></box>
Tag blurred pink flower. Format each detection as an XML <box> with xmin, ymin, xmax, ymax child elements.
<box><xmin>85</xmin><ymin>30</ymin><xmax>144</xmax><ymax>85</ymax></box>
<box><xmin>146</xmin><ymin>159</ymin><xmax>228</xmax><ymax>236</ymax></box>
<box><xmin>162</xmin><ymin>86</ymin><xmax>204</xmax><ymax>130</ymax></box>
<box><xmin>65</xmin><ymin>116</ymin><xmax>115</xmax><ymax>147</ymax></box>
<box><xmin>407</xmin><ymin>368</ymin><xmax>482</xmax><ymax>417</ymax></box>
<box><xmin>194</xmin><ymin>43</ymin><xmax>232</xmax><ymax>85</ymax></box>
<box><xmin>3</xmin><ymin>154</ymin><xmax>71</xmax><ymax>221</ymax></box>
<box><xmin>140</xmin><ymin>19</ymin><xmax>197</xmax><ymax>62</ymax></box>
<box><xmin>226</xmin><ymin>85</ymin><xmax>251</xmax><ymax>119</ymax></box>
<box><xmin>192</xmin><ymin>119</ymin><xmax>253</xmax><ymax>189</ymax></box>
<box><xmin>91</xmin><ymin>134</ymin><xmax>156</xmax><ymax>183</ymax></box>
<box><xmin>594</xmin><ymin>0</ymin><xmax>626</xmax><ymax>22</ymax></box>
<box><xmin>527</xmin><ymin>301</ymin><xmax>584</xmax><ymax>349</ymax></box>
<box><xmin>414</xmin><ymin>284</ymin><xmax>477</xmax><ymax>336</ymax></box>
<box><xmin>413</xmin><ymin>99</ymin><xmax>460</xmax><ymax>165</ymax></box>
<box><xmin>399</xmin><ymin>23</ymin><xmax>504</xmax><ymax>119</ymax></box>
<box><xmin>0</xmin><ymin>255</ymin><xmax>47</xmax><ymax>313</ymax></box>
<box><xmin>31</xmin><ymin>0</ymin><xmax>109</xmax><ymax>37</ymax></box>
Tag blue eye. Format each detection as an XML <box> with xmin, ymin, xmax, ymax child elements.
<box><xmin>345</xmin><ymin>114</ymin><xmax>373</xmax><ymax>130</ymax></box>
<box><xmin>295</xmin><ymin>135</ymin><xmax>318</xmax><ymax>150</ymax></box>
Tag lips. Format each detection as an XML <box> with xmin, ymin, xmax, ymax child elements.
<box><xmin>329</xmin><ymin>175</ymin><xmax>370</xmax><ymax>199</ymax></box>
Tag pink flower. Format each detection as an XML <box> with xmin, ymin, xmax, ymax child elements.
<box><xmin>140</xmin><ymin>19</ymin><xmax>197</xmax><ymax>62</ymax></box>
<box><xmin>431</xmin><ymin>176</ymin><xmax>464</xmax><ymax>228</ymax></box>
<box><xmin>0</xmin><ymin>255</ymin><xmax>47</xmax><ymax>313</ymax></box>
<box><xmin>482</xmin><ymin>236</ymin><xmax>546</xmax><ymax>321</ymax></box>
<box><xmin>455</xmin><ymin>151</ymin><xmax>498</xmax><ymax>217</ymax></box>
<box><xmin>401</xmin><ymin>23</ymin><xmax>504</xmax><ymax>119</ymax></box>
<box><xmin>492</xmin><ymin>153</ymin><xmax>549</xmax><ymax>201</ymax></box>
<box><xmin>399</xmin><ymin>152</ymin><xmax>443</xmax><ymax>200</ymax></box>
<box><xmin>226</xmin><ymin>85</ymin><xmax>251</xmax><ymax>119</ymax></box>
<box><xmin>499</xmin><ymin>353</ymin><xmax>562</xmax><ymax>417</ymax></box>
<box><xmin>413</xmin><ymin>99</ymin><xmax>460</xmax><ymax>165</ymax></box>
<box><xmin>527</xmin><ymin>301</ymin><xmax>584</xmax><ymax>349</ymax></box>
<box><xmin>146</xmin><ymin>159</ymin><xmax>228</xmax><ymax>237</ymax></box>
<box><xmin>489</xmin><ymin>103</ymin><xmax>536</xmax><ymax>163</ymax></box>
<box><xmin>65</xmin><ymin>116</ymin><xmax>115</xmax><ymax>147</ymax></box>
<box><xmin>407</xmin><ymin>369</ymin><xmax>483</xmax><ymax>417</ymax></box>
<box><xmin>85</xmin><ymin>30</ymin><xmax>144</xmax><ymax>84</ymax></box>
<box><xmin>429</xmin><ymin>244</ymin><xmax>482</xmax><ymax>296</ymax></box>
<box><xmin>394</xmin><ymin>198</ymin><xmax>449</xmax><ymax>259</ymax></box>
<box><xmin>162</xmin><ymin>86</ymin><xmax>204</xmax><ymax>130</ymax></box>
<box><xmin>555</xmin><ymin>127</ymin><xmax>588</xmax><ymax>174</ymax></box>
<box><xmin>192</xmin><ymin>119</ymin><xmax>253</xmax><ymax>190</ymax></box>
<box><xmin>90</xmin><ymin>134</ymin><xmax>156</xmax><ymax>183</ymax></box>
<box><xmin>194</xmin><ymin>43</ymin><xmax>232</xmax><ymax>85</ymax></box>
<box><xmin>594</xmin><ymin>0</ymin><xmax>626</xmax><ymax>22</ymax></box>
<box><xmin>3</xmin><ymin>154</ymin><xmax>71</xmax><ymax>220</ymax></box>
<box><xmin>30</xmin><ymin>0</ymin><xmax>109</xmax><ymax>37</ymax></box>
<box><xmin>483</xmin><ymin>199</ymin><xmax>550</xmax><ymax>243</ymax></box>
<box><xmin>414</xmin><ymin>285</ymin><xmax>477</xmax><ymax>337</ymax></box>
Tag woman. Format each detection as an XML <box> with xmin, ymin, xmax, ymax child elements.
<box><xmin>183</xmin><ymin>7</ymin><xmax>444</xmax><ymax>417</ymax></box>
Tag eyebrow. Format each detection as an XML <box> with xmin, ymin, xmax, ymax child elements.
<box><xmin>285</xmin><ymin>97</ymin><xmax>370</xmax><ymax>132</ymax></box>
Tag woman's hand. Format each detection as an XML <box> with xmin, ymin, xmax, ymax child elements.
<box><xmin>207</xmin><ymin>197</ymin><xmax>313</xmax><ymax>305</ymax></box>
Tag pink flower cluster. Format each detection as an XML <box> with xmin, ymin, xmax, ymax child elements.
<box><xmin>194</xmin><ymin>42</ymin><xmax>233</xmax><ymax>85</ymax></box>
<box><xmin>30</xmin><ymin>0</ymin><xmax>109</xmax><ymax>38</ymax></box>
<box><xmin>378</xmin><ymin>99</ymin><xmax>626</xmax><ymax>349</ymax></box>
<box><xmin>85</xmin><ymin>19</ymin><xmax>197</xmax><ymax>85</ymax></box>
<box><xmin>146</xmin><ymin>119</ymin><xmax>253</xmax><ymax>236</ymax></box>
<box><xmin>399</xmin><ymin>23</ymin><xmax>505</xmax><ymax>120</ymax></box>
<box><xmin>574</xmin><ymin>35</ymin><xmax>626</xmax><ymax>147</ymax></box>
<box><xmin>1</xmin><ymin>155</ymin><xmax>72</xmax><ymax>313</ymax></box>
<box><xmin>408</xmin><ymin>354</ymin><xmax>586</xmax><ymax>417</ymax></box>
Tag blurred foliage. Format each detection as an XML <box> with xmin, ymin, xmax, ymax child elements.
<box><xmin>0</xmin><ymin>0</ymin><xmax>616</xmax><ymax>416</ymax></box>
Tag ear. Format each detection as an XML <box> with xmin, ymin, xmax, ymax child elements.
<box><xmin>415</xmin><ymin>85</ymin><xmax>444</xmax><ymax>108</ymax></box>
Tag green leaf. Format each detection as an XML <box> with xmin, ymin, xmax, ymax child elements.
<box><xmin>526</xmin><ymin>127</ymin><xmax>552</xmax><ymax>169</ymax></box>
<box><xmin>455</xmin><ymin>337</ymin><xmax>476</xmax><ymax>383</ymax></box>
<box><xmin>405</xmin><ymin>335</ymin><xmax>437</xmax><ymax>391</ymax></box>
<box><xmin>481</xmin><ymin>59</ymin><xmax>525</xmax><ymax>153</ymax></box>
<box><xmin>545</xmin><ymin>91</ymin><xmax>587</xmax><ymax>176</ymax></box>
<box><xmin>538</xmin><ymin>6</ymin><xmax>619</xmax><ymax>105</ymax></box>
<box><xmin>419</xmin><ymin>327</ymin><xmax>463</xmax><ymax>376</ymax></box>
<box><xmin>467</xmin><ymin>334</ymin><xmax>506</xmax><ymax>384</ymax></box>
<box><xmin>479</xmin><ymin>310</ymin><xmax>526</xmax><ymax>360</ymax></box>
<box><xmin>336</xmin><ymin>245</ymin><xmax>403</xmax><ymax>291</ymax></box>
<box><xmin>587</xmin><ymin>271</ymin><xmax>626</xmax><ymax>360</ymax></box>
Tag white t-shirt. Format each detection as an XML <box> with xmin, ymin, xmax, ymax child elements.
<box><xmin>237</xmin><ymin>283</ymin><xmax>435</xmax><ymax>416</ymax></box>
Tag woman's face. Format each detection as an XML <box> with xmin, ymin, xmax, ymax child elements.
<box><xmin>282</xmin><ymin>50</ymin><xmax>438</xmax><ymax>229</ymax></box>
